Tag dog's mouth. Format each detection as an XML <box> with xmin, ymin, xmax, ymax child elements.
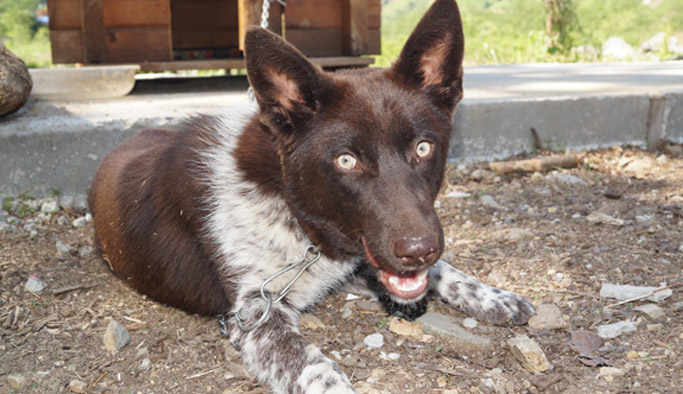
<box><xmin>361</xmin><ymin>236</ymin><xmax>430</xmax><ymax>300</ymax></box>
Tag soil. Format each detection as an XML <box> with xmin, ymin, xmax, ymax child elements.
<box><xmin>1</xmin><ymin>147</ymin><xmax>682</xmax><ymax>394</ymax></box>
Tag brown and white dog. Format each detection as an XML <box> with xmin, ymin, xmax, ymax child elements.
<box><xmin>89</xmin><ymin>0</ymin><xmax>535</xmax><ymax>392</ymax></box>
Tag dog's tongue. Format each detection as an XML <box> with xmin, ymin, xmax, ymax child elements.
<box><xmin>378</xmin><ymin>270</ymin><xmax>429</xmax><ymax>299</ymax></box>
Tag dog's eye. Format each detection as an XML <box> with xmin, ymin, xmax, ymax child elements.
<box><xmin>416</xmin><ymin>141</ymin><xmax>433</xmax><ymax>158</ymax></box>
<box><xmin>336</xmin><ymin>154</ymin><xmax>359</xmax><ymax>171</ymax></box>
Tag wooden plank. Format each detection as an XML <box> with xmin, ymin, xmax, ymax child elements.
<box><xmin>103</xmin><ymin>0</ymin><xmax>171</xmax><ymax>28</ymax></box>
<box><xmin>138</xmin><ymin>56</ymin><xmax>373</xmax><ymax>72</ymax></box>
<box><xmin>172</xmin><ymin>30</ymin><xmax>239</xmax><ymax>49</ymax></box>
<box><xmin>237</xmin><ymin>0</ymin><xmax>261</xmax><ymax>50</ymax></box>
<box><xmin>81</xmin><ymin>0</ymin><xmax>106</xmax><ymax>62</ymax></box>
<box><xmin>104</xmin><ymin>28</ymin><xmax>172</xmax><ymax>62</ymax></box>
<box><xmin>50</xmin><ymin>30</ymin><xmax>84</xmax><ymax>63</ymax></box>
<box><xmin>286</xmin><ymin>0</ymin><xmax>342</xmax><ymax>30</ymax></box>
<box><xmin>170</xmin><ymin>0</ymin><xmax>238</xmax><ymax>31</ymax></box>
<box><xmin>342</xmin><ymin>0</ymin><xmax>368</xmax><ymax>56</ymax></box>
<box><xmin>47</xmin><ymin>0</ymin><xmax>82</xmax><ymax>29</ymax></box>
<box><xmin>368</xmin><ymin>0</ymin><xmax>380</xmax><ymax>29</ymax></box>
<box><xmin>286</xmin><ymin>29</ymin><xmax>342</xmax><ymax>57</ymax></box>
<box><xmin>366</xmin><ymin>29</ymin><xmax>380</xmax><ymax>54</ymax></box>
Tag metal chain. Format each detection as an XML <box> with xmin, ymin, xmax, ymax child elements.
<box><xmin>232</xmin><ymin>246</ymin><xmax>321</xmax><ymax>332</ymax></box>
<box><xmin>247</xmin><ymin>0</ymin><xmax>286</xmax><ymax>101</ymax></box>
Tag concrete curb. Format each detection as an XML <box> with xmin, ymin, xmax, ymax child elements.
<box><xmin>1</xmin><ymin>63</ymin><xmax>682</xmax><ymax>197</ymax></box>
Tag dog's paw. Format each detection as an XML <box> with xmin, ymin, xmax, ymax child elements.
<box><xmin>470</xmin><ymin>286</ymin><xmax>536</xmax><ymax>326</ymax></box>
<box><xmin>294</xmin><ymin>354</ymin><xmax>356</xmax><ymax>394</ymax></box>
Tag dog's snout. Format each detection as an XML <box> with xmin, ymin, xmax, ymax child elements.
<box><xmin>393</xmin><ymin>235</ymin><xmax>438</xmax><ymax>266</ymax></box>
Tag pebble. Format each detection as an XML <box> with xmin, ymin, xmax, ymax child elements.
<box><xmin>139</xmin><ymin>358</ymin><xmax>152</xmax><ymax>371</ymax></box>
<box><xmin>598</xmin><ymin>367</ymin><xmax>625</xmax><ymax>382</ymax></box>
<box><xmin>379</xmin><ymin>351</ymin><xmax>401</xmax><ymax>361</ymax></box>
<box><xmin>25</xmin><ymin>275</ymin><xmax>47</xmax><ymax>293</ymax></box>
<box><xmin>300</xmin><ymin>314</ymin><xmax>326</xmax><ymax>330</ymax></box>
<box><xmin>445</xmin><ymin>190</ymin><xmax>471</xmax><ymax>198</ymax></box>
<box><xmin>56</xmin><ymin>240</ymin><xmax>72</xmax><ymax>254</ymax></box>
<box><xmin>633</xmin><ymin>303</ymin><xmax>665</xmax><ymax>320</ymax></box>
<box><xmin>72</xmin><ymin>216</ymin><xmax>88</xmax><ymax>228</ymax></box>
<box><xmin>597</xmin><ymin>320</ymin><xmax>636</xmax><ymax>339</ymax></box>
<box><xmin>507</xmin><ymin>335</ymin><xmax>551</xmax><ymax>373</ymax></box>
<box><xmin>599</xmin><ymin>283</ymin><xmax>672</xmax><ymax>303</ymax></box>
<box><xmin>504</xmin><ymin>228</ymin><xmax>534</xmax><ymax>243</ymax></box>
<box><xmin>670</xmin><ymin>301</ymin><xmax>683</xmax><ymax>312</ymax></box>
<box><xmin>388</xmin><ymin>317</ymin><xmax>423</xmax><ymax>339</ymax></box>
<box><xmin>7</xmin><ymin>374</ymin><xmax>27</xmax><ymax>389</ymax></box>
<box><xmin>57</xmin><ymin>216</ymin><xmax>69</xmax><ymax>226</ymax></box>
<box><xmin>417</xmin><ymin>312</ymin><xmax>491</xmax><ymax>352</ymax></box>
<box><xmin>69</xmin><ymin>379</ymin><xmax>88</xmax><ymax>393</ymax></box>
<box><xmin>363</xmin><ymin>333</ymin><xmax>384</xmax><ymax>349</ymax></box>
<box><xmin>341</xmin><ymin>303</ymin><xmax>353</xmax><ymax>319</ymax></box>
<box><xmin>647</xmin><ymin>323</ymin><xmax>663</xmax><ymax>331</ymax></box>
<box><xmin>586</xmin><ymin>212</ymin><xmax>624</xmax><ymax>226</ymax></box>
<box><xmin>40</xmin><ymin>198</ymin><xmax>59</xmax><ymax>214</ymax></box>
<box><xmin>356</xmin><ymin>299</ymin><xmax>384</xmax><ymax>312</ymax></box>
<box><xmin>330</xmin><ymin>350</ymin><xmax>342</xmax><ymax>360</ymax></box>
<box><xmin>462</xmin><ymin>318</ymin><xmax>478</xmax><ymax>329</ymax></box>
<box><xmin>59</xmin><ymin>194</ymin><xmax>75</xmax><ymax>210</ymax></box>
<box><xmin>549</xmin><ymin>173</ymin><xmax>588</xmax><ymax>186</ymax></box>
<box><xmin>528</xmin><ymin>304</ymin><xmax>567</xmax><ymax>331</ymax></box>
<box><xmin>104</xmin><ymin>320</ymin><xmax>132</xmax><ymax>353</ymax></box>
<box><xmin>73</xmin><ymin>195</ymin><xmax>89</xmax><ymax>214</ymax></box>
<box><xmin>480</xmin><ymin>195</ymin><xmax>502</xmax><ymax>210</ymax></box>
<box><xmin>79</xmin><ymin>245</ymin><xmax>95</xmax><ymax>258</ymax></box>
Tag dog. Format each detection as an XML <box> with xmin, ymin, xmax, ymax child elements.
<box><xmin>89</xmin><ymin>0</ymin><xmax>535</xmax><ymax>392</ymax></box>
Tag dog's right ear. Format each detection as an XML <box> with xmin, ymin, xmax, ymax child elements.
<box><xmin>245</xmin><ymin>27</ymin><xmax>331</xmax><ymax>135</ymax></box>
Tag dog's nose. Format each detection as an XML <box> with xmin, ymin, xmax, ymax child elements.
<box><xmin>393</xmin><ymin>235</ymin><xmax>438</xmax><ymax>266</ymax></box>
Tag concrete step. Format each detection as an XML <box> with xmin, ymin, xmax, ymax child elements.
<box><xmin>1</xmin><ymin>61</ymin><xmax>682</xmax><ymax>197</ymax></box>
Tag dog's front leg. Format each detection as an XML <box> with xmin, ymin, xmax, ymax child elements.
<box><xmin>230</xmin><ymin>298</ymin><xmax>356</xmax><ymax>394</ymax></box>
<box><xmin>429</xmin><ymin>260</ymin><xmax>536</xmax><ymax>325</ymax></box>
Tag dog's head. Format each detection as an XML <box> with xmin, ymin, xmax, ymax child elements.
<box><xmin>245</xmin><ymin>0</ymin><xmax>464</xmax><ymax>303</ymax></box>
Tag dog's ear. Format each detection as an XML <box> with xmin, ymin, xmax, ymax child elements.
<box><xmin>391</xmin><ymin>0</ymin><xmax>465</xmax><ymax>114</ymax></box>
<box><xmin>245</xmin><ymin>27</ymin><xmax>331</xmax><ymax>134</ymax></box>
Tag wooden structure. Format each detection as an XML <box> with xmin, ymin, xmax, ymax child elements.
<box><xmin>46</xmin><ymin>0</ymin><xmax>381</xmax><ymax>71</ymax></box>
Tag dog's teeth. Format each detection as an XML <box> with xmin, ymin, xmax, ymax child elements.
<box><xmin>388</xmin><ymin>276</ymin><xmax>400</xmax><ymax>287</ymax></box>
<box><xmin>417</xmin><ymin>270</ymin><xmax>428</xmax><ymax>280</ymax></box>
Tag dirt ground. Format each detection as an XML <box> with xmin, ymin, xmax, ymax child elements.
<box><xmin>1</xmin><ymin>146</ymin><xmax>681</xmax><ymax>394</ymax></box>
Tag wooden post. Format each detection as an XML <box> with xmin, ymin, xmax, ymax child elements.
<box><xmin>342</xmin><ymin>0</ymin><xmax>369</xmax><ymax>56</ymax></box>
<box><xmin>238</xmin><ymin>0</ymin><xmax>262</xmax><ymax>51</ymax></box>
<box><xmin>81</xmin><ymin>0</ymin><xmax>105</xmax><ymax>63</ymax></box>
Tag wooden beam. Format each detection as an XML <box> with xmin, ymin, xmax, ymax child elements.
<box><xmin>342</xmin><ymin>0</ymin><xmax>368</xmax><ymax>56</ymax></box>
<box><xmin>81</xmin><ymin>0</ymin><xmax>106</xmax><ymax>62</ymax></box>
<box><xmin>138</xmin><ymin>57</ymin><xmax>373</xmax><ymax>72</ymax></box>
<box><xmin>237</xmin><ymin>0</ymin><xmax>261</xmax><ymax>50</ymax></box>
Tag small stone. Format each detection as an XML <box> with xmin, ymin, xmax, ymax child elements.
<box><xmin>550</xmin><ymin>173</ymin><xmax>587</xmax><ymax>186</ymax></box>
<box><xmin>139</xmin><ymin>358</ymin><xmax>151</xmax><ymax>371</ymax></box>
<box><xmin>56</xmin><ymin>240</ymin><xmax>72</xmax><ymax>254</ymax></box>
<box><xmin>103</xmin><ymin>320</ymin><xmax>131</xmax><ymax>353</ymax></box>
<box><xmin>633</xmin><ymin>303</ymin><xmax>665</xmax><ymax>320</ymax></box>
<box><xmin>363</xmin><ymin>333</ymin><xmax>384</xmax><ymax>349</ymax></box>
<box><xmin>599</xmin><ymin>367</ymin><xmax>625</xmax><ymax>380</ymax></box>
<box><xmin>504</xmin><ymin>228</ymin><xmax>534</xmax><ymax>243</ymax></box>
<box><xmin>330</xmin><ymin>350</ymin><xmax>342</xmax><ymax>360</ymax></box>
<box><xmin>41</xmin><ymin>198</ymin><xmax>59</xmax><ymax>214</ymax></box>
<box><xmin>626</xmin><ymin>350</ymin><xmax>639</xmax><ymax>359</ymax></box>
<box><xmin>597</xmin><ymin>320</ymin><xmax>636</xmax><ymax>339</ymax></box>
<box><xmin>388</xmin><ymin>317</ymin><xmax>423</xmax><ymax>339</ymax></box>
<box><xmin>379</xmin><ymin>351</ymin><xmax>401</xmax><ymax>361</ymax></box>
<box><xmin>7</xmin><ymin>374</ymin><xmax>27</xmax><ymax>389</ymax></box>
<box><xmin>341</xmin><ymin>303</ymin><xmax>353</xmax><ymax>319</ymax></box>
<box><xmin>599</xmin><ymin>283</ymin><xmax>672</xmax><ymax>303</ymax></box>
<box><xmin>72</xmin><ymin>216</ymin><xmax>88</xmax><ymax>228</ymax></box>
<box><xmin>507</xmin><ymin>335</ymin><xmax>551</xmax><ymax>373</ymax></box>
<box><xmin>57</xmin><ymin>216</ymin><xmax>69</xmax><ymax>226</ymax></box>
<box><xmin>417</xmin><ymin>312</ymin><xmax>491</xmax><ymax>352</ymax></box>
<box><xmin>586</xmin><ymin>212</ymin><xmax>624</xmax><ymax>226</ymax></box>
<box><xmin>73</xmin><ymin>195</ymin><xmax>89</xmax><ymax>214</ymax></box>
<box><xmin>647</xmin><ymin>323</ymin><xmax>663</xmax><ymax>331</ymax></box>
<box><xmin>671</xmin><ymin>301</ymin><xmax>683</xmax><ymax>312</ymax></box>
<box><xmin>69</xmin><ymin>379</ymin><xmax>87</xmax><ymax>393</ymax></box>
<box><xmin>445</xmin><ymin>190</ymin><xmax>471</xmax><ymax>198</ymax></box>
<box><xmin>471</xmin><ymin>169</ymin><xmax>493</xmax><ymax>182</ymax></box>
<box><xmin>528</xmin><ymin>304</ymin><xmax>567</xmax><ymax>331</ymax></box>
<box><xmin>300</xmin><ymin>314</ymin><xmax>326</xmax><ymax>330</ymax></box>
<box><xmin>59</xmin><ymin>194</ymin><xmax>75</xmax><ymax>210</ymax></box>
<box><xmin>356</xmin><ymin>299</ymin><xmax>384</xmax><ymax>312</ymax></box>
<box><xmin>462</xmin><ymin>318</ymin><xmax>478</xmax><ymax>329</ymax></box>
<box><xmin>480</xmin><ymin>195</ymin><xmax>502</xmax><ymax>210</ymax></box>
<box><xmin>635</xmin><ymin>214</ymin><xmax>653</xmax><ymax>223</ymax></box>
<box><xmin>79</xmin><ymin>245</ymin><xmax>95</xmax><ymax>258</ymax></box>
<box><xmin>25</xmin><ymin>275</ymin><xmax>47</xmax><ymax>293</ymax></box>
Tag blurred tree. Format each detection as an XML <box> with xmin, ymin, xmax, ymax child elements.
<box><xmin>544</xmin><ymin>0</ymin><xmax>577</xmax><ymax>55</ymax></box>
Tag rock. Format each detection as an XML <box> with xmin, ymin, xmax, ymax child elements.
<box><xmin>480</xmin><ymin>195</ymin><xmax>502</xmax><ymax>210</ymax></box>
<box><xmin>40</xmin><ymin>198</ymin><xmax>59</xmax><ymax>214</ymax></box>
<box><xmin>379</xmin><ymin>351</ymin><xmax>401</xmax><ymax>361</ymax></box>
<box><xmin>586</xmin><ymin>212</ymin><xmax>624</xmax><ymax>226</ymax></box>
<box><xmin>647</xmin><ymin>323</ymin><xmax>663</xmax><ymax>331</ymax></box>
<box><xmin>635</xmin><ymin>214</ymin><xmax>654</xmax><ymax>223</ymax></box>
<box><xmin>104</xmin><ymin>320</ymin><xmax>131</xmax><ymax>353</ymax></box>
<box><xmin>528</xmin><ymin>304</ymin><xmax>567</xmax><ymax>331</ymax></box>
<box><xmin>599</xmin><ymin>283</ymin><xmax>672</xmax><ymax>303</ymax></box>
<box><xmin>417</xmin><ymin>312</ymin><xmax>491</xmax><ymax>352</ymax></box>
<box><xmin>602</xmin><ymin>37</ymin><xmax>634</xmax><ymax>60</ymax></box>
<box><xmin>363</xmin><ymin>333</ymin><xmax>384</xmax><ymax>349</ymax></box>
<box><xmin>641</xmin><ymin>32</ymin><xmax>666</xmax><ymax>52</ymax></box>
<box><xmin>445</xmin><ymin>190</ymin><xmax>471</xmax><ymax>198</ymax></box>
<box><xmin>549</xmin><ymin>173</ymin><xmax>587</xmax><ymax>186</ymax></box>
<box><xmin>597</xmin><ymin>321</ymin><xmax>636</xmax><ymax>339</ymax></box>
<box><xmin>69</xmin><ymin>379</ymin><xmax>88</xmax><ymax>393</ymax></box>
<box><xmin>72</xmin><ymin>216</ymin><xmax>88</xmax><ymax>228</ymax></box>
<box><xmin>356</xmin><ymin>299</ymin><xmax>383</xmax><ymax>312</ymax></box>
<box><xmin>79</xmin><ymin>245</ymin><xmax>95</xmax><ymax>258</ymax></box>
<box><xmin>598</xmin><ymin>367</ymin><xmax>625</xmax><ymax>383</ymax></box>
<box><xmin>25</xmin><ymin>275</ymin><xmax>47</xmax><ymax>293</ymax></box>
<box><xmin>139</xmin><ymin>358</ymin><xmax>152</xmax><ymax>371</ymax></box>
<box><xmin>341</xmin><ymin>302</ymin><xmax>353</xmax><ymax>319</ymax></box>
<box><xmin>0</xmin><ymin>44</ymin><xmax>32</xmax><ymax>117</ymax></box>
<box><xmin>73</xmin><ymin>195</ymin><xmax>89</xmax><ymax>214</ymax></box>
<box><xmin>507</xmin><ymin>335</ymin><xmax>551</xmax><ymax>373</ymax></box>
<box><xmin>57</xmin><ymin>216</ymin><xmax>69</xmax><ymax>226</ymax></box>
<box><xmin>664</xmin><ymin>143</ymin><xmax>683</xmax><ymax>157</ymax></box>
<box><xmin>300</xmin><ymin>314</ymin><xmax>326</xmax><ymax>330</ymax></box>
<box><xmin>504</xmin><ymin>228</ymin><xmax>534</xmax><ymax>243</ymax></box>
<box><xmin>56</xmin><ymin>240</ymin><xmax>72</xmax><ymax>254</ymax></box>
<box><xmin>671</xmin><ymin>301</ymin><xmax>683</xmax><ymax>312</ymax></box>
<box><xmin>7</xmin><ymin>374</ymin><xmax>28</xmax><ymax>389</ymax></box>
<box><xmin>388</xmin><ymin>317</ymin><xmax>423</xmax><ymax>339</ymax></box>
<box><xmin>471</xmin><ymin>169</ymin><xmax>494</xmax><ymax>182</ymax></box>
<box><xmin>59</xmin><ymin>194</ymin><xmax>75</xmax><ymax>210</ymax></box>
<box><xmin>462</xmin><ymin>318</ymin><xmax>478</xmax><ymax>329</ymax></box>
<box><xmin>633</xmin><ymin>303</ymin><xmax>664</xmax><ymax>320</ymax></box>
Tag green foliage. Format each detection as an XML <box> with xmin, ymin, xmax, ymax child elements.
<box><xmin>0</xmin><ymin>0</ymin><xmax>51</xmax><ymax>68</ymax></box>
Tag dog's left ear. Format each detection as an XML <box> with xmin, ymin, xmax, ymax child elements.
<box><xmin>391</xmin><ymin>0</ymin><xmax>465</xmax><ymax>114</ymax></box>
<box><xmin>245</xmin><ymin>27</ymin><xmax>332</xmax><ymax>135</ymax></box>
